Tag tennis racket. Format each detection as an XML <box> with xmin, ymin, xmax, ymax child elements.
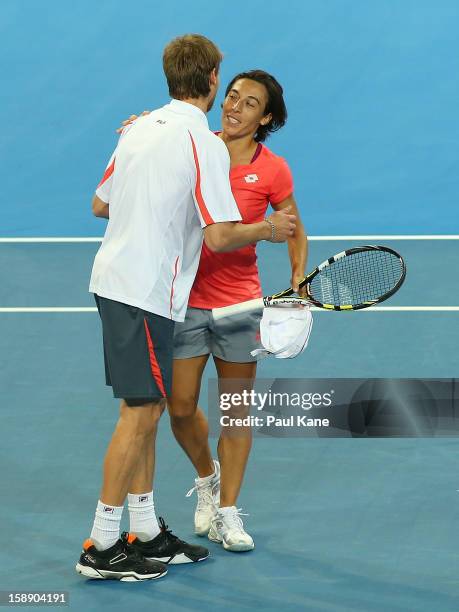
<box><xmin>212</xmin><ymin>245</ymin><xmax>406</xmax><ymax>320</ymax></box>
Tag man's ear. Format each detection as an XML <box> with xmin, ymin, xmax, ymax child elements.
<box><xmin>210</xmin><ymin>68</ymin><xmax>218</xmax><ymax>85</ymax></box>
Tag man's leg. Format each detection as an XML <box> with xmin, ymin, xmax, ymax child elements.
<box><xmin>89</xmin><ymin>399</ymin><xmax>162</xmax><ymax>551</ymax></box>
<box><xmin>76</xmin><ymin>399</ymin><xmax>168</xmax><ymax>581</ymax></box>
<box><xmin>126</xmin><ymin>400</ymin><xmax>166</xmax><ymax>542</ymax></box>
<box><xmin>128</xmin><ymin>399</ymin><xmax>166</xmax><ymax>494</ymax></box>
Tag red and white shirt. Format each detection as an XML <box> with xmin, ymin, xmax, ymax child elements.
<box><xmin>89</xmin><ymin>100</ymin><xmax>241</xmax><ymax>321</ymax></box>
<box><xmin>188</xmin><ymin>142</ymin><xmax>293</xmax><ymax>308</ymax></box>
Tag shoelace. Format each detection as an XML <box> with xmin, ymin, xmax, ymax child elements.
<box><xmin>120</xmin><ymin>532</ymin><xmax>145</xmax><ymax>561</ymax></box>
<box><xmin>186</xmin><ymin>479</ymin><xmax>216</xmax><ymax>512</ymax></box>
<box><xmin>158</xmin><ymin>517</ymin><xmax>180</xmax><ymax>543</ymax></box>
<box><xmin>219</xmin><ymin>508</ymin><xmax>249</xmax><ymax>533</ymax></box>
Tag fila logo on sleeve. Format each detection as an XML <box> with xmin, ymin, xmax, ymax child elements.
<box><xmin>244</xmin><ymin>174</ymin><xmax>259</xmax><ymax>183</ymax></box>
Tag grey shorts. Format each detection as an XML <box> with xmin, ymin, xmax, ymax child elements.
<box><xmin>174</xmin><ymin>307</ymin><xmax>262</xmax><ymax>362</ymax></box>
<box><xmin>95</xmin><ymin>295</ymin><xmax>174</xmax><ymax>401</ymax></box>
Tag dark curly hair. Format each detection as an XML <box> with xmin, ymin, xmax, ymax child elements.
<box><xmin>224</xmin><ymin>70</ymin><xmax>287</xmax><ymax>142</ymax></box>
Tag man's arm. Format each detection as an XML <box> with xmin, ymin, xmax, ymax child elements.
<box><xmin>91</xmin><ymin>191</ymin><xmax>294</xmax><ymax>250</ymax></box>
<box><xmin>92</xmin><ymin>194</ymin><xmax>109</xmax><ymax>218</ymax></box>
<box><xmin>203</xmin><ymin>206</ymin><xmax>296</xmax><ymax>252</ymax></box>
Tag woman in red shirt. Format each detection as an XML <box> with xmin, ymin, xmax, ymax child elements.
<box><xmin>169</xmin><ymin>70</ymin><xmax>307</xmax><ymax>551</ymax></box>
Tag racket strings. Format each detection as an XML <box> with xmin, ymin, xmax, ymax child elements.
<box><xmin>310</xmin><ymin>250</ymin><xmax>404</xmax><ymax>306</ymax></box>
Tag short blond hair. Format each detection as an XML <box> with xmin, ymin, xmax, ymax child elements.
<box><xmin>163</xmin><ymin>34</ymin><xmax>223</xmax><ymax>99</ymax></box>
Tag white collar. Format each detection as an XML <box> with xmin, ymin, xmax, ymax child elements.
<box><xmin>166</xmin><ymin>99</ymin><xmax>209</xmax><ymax>127</ymax></box>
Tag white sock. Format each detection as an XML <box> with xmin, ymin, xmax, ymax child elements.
<box><xmin>127</xmin><ymin>492</ymin><xmax>160</xmax><ymax>542</ymax></box>
<box><xmin>90</xmin><ymin>500</ymin><xmax>123</xmax><ymax>551</ymax></box>
<box><xmin>218</xmin><ymin>505</ymin><xmax>237</xmax><ymax>516</ymax></box>
<box><xmin>196</xmin><ymin>462</ymin><xmax>217</xmax><ymax>484</ymax></box>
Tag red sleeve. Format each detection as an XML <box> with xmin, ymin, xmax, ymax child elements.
<box><xmin>269</xmin><ymin>157</ymin><xmax>294</xmax><ymax>205</ymax></box>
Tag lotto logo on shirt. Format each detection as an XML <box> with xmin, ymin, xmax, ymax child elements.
<box><xmin>244</xmin><ymin>174</ymin><xmax>259</xmax><ymax>183</ymax></box>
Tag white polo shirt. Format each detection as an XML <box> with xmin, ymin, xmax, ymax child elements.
<box><xmin>89</xmin><ymin>100</ymin><xmax>241</xmax><ymax>321</ymax></box>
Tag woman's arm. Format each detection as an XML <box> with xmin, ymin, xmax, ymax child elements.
<box><xmin>272</xmin><ymin>195</ymin><xmax>307</xmax><ymax>294</ymax></box>
<box><xmin>92</xmin><ymin>194</ymin><xmax>109</xmax><ymax>218</ymax></box>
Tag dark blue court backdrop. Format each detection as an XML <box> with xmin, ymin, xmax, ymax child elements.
<box><xmin>1</xmin><ymin>0</ymin><xmax>458</xmax><ymax>236</ymax></box>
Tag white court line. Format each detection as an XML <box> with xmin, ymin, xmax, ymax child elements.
<box><xmin>0</xmin><ymin>237</ymin><xmax>102</xmax><ymax>243</ymax></box>
<box><xmin>309</xmin><ymin>235</ymin><xmax>459</xmax><ymax>241</ymax></box>
<box><xmin>0</xmin><ymin>235</ymin><xmax>459</xmax><ymax>243</ymax></box>
<box><xmin>0</xmin><ymin>307</ymin><xmax>98</xmax><ymax>312</ymax></box>
<box><xmin>1</xmin><ymin>306</ymin><xmax>458</xmax><ymax>313</ymax></box>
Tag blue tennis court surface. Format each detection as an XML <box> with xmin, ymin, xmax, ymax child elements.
<box><xmin>2</xmin><ymin>0</ymin><xmax>459</xmax><ymax>609</ymax></box>
<box><xmin>1</xmin><ymin>238</ymin><xmax>459</xmax><ymax>611</ymax></box>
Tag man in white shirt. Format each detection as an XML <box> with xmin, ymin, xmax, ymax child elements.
<box><xmin>76</xmin><ymin>34</ymin><xmax>296</xmax><ymax>582</ymax></box>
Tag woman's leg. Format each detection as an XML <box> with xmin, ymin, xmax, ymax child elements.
<box><xmin>168</xmin><ymin>355</ymin><xmax>215</xmax><ymax>478</ymax></box>
<box><xmin>214</xmin><ymin>357</ymin><xmax>257</xmax><ymax>507</ymax></box>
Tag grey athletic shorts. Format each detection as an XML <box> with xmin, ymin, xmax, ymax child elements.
<box><xmin>95</xmin><ymin>295</ymin><xmax>174</xmax><ymax>402</ymax></box>
<box><xmin>174</xmin><ymin>307</ymin><xmax>262</xmax><ymax>362</ymax></box>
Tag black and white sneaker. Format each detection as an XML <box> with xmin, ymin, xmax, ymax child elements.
<box><xmin>75</xmin><ymin>532</ymin><xmax>168</xmax><ymax>581</ymax></box>
<box><xmin>130</xmin><ymin>517</ymin><xmax>210</xmax><ymax>564</ymax></box>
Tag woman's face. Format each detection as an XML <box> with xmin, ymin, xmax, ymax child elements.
<box><xmin>221</xmin><ymin>78</ymin><xmax>271</xmax><ymax>139</ymax></box>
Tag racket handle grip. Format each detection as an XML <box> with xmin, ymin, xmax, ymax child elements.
<box><xmin>212</xmin><ymin>298</ymin><xmax>264</xmax><ymax>321</ymax></box>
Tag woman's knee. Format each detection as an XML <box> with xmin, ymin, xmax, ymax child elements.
<box><xmin>168</xmin><ymin>393</ymin><xmax>198</xmax><ymax>421</ymax></box>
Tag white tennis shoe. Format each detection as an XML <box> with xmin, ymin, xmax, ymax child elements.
<box><xmin>186</xmin><ymin>460</ymin><xmax>220</xmax><ymax>536</ymax></box>
<box><xmin>208</xmin><ymin>506</ymin><xmax>254</xmax><ymax>552</ymax></box>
